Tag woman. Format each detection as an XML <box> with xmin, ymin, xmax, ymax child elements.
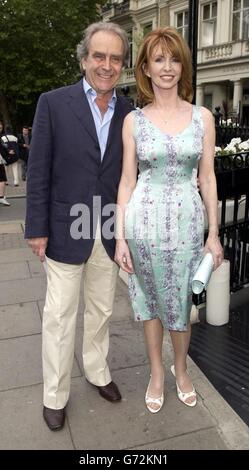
<box><xmin>0</xmin><ymin>140</ymin><xmax>10</xmax><ymax>206</ymax></box>
<box><xmin>1</xmin><ymin>125</ymin><xmax>20</xmax><ymax>186</ymax></box>
<box><xmin>115</xmin><ymin>27</ymin><xmax>223</xmax><ymax>413</ymax></box>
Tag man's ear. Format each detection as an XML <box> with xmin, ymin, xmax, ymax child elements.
<box><xmin>142</xmin><ymin>62</ymin><xmax>150</xmax><ymax>78</ymax></box>
<box><xmin>81</xmin><ymin>58</ymin><xmax>86</xmax><ymax>71</ymax></box>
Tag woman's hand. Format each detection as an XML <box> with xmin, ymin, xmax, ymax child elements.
<box><xmin>115</xmin><ymin>239</ymin><xmax>134</xmax><ymax>274</ymax></box>
<box><xmin>204</xmin><ymin>235</ymin><xmax>223</xmax><ymax>270</ymax></box>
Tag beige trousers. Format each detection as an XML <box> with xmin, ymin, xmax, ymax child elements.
<box><xmin>43</xmin><ymin>238</ymin><xmax>119</xmax><ymax>409</ymax></box>
<box><xmin>6</xmin><ymin>161</ymin><xmax>19</xmax><ymax>185</ymax></box>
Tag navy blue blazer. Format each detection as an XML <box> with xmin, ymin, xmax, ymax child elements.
<box><xmin>25</xmin><ymin>79</ymin><xmax>133</xmax><ymax>263</ymax></box>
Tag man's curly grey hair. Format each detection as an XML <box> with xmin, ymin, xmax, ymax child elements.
<box><xmin>76</xmin><ymin>21</ymin><xmax>130</xmax><ymax>72</ymax></box>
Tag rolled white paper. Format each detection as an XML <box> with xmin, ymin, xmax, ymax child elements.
<box><xmin>206</xmin><ymin>260</ymin><xmax>230</xmax><ymax>326</ymax></box>
<box><xmin>192</xmin><ymin>252</ymin><xmax>214</xmax><ymax>294</ymax></box>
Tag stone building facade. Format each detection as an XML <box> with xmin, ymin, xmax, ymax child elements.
<box><xmin>102</xmin><ymin>0</ymin><xmax>249</xmax><ymax>123</ymax></box>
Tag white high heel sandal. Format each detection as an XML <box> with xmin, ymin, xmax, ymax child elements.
<box><xmin>170</xmin><ymin>365</ymin><xmax>197</xmax><ymax>407</ymax></box>
<box><xmin>145</xmin><ymin>376</ymin><xmax>164</xmax><ymax>413</ymax></box>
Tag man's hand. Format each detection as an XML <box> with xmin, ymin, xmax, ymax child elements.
<box><xmin>28</xmin><ymin>237</ymin><xmax>48</xmax><ymax>262</ymax></box>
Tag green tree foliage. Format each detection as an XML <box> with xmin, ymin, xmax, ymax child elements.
<box><xmin>0</xmin><ymin>0</ymin><xmax>103</xmax><ymax>126</ymax></box>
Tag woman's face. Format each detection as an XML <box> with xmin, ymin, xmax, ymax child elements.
<box><xmin>144</xmin><ymin>44</ymin><xmax>182</xmax><ymax>93</ymax></box>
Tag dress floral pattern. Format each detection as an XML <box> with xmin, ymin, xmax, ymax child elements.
<box><xmin>125</xmin><ymin>106</ymin><xmax>204</xmax><ymax>331</ymax></box>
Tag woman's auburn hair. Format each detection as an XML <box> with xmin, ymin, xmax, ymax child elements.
<box><xmin>135</xmin><ymin>27</ymin><xmax>193</xmax><ymax>105</ymax></box>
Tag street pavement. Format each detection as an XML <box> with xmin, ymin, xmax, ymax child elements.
<box><xmin>0</xmin><ymin>180</ymin><xmax>249</xmax><ymax>450</ymax></box>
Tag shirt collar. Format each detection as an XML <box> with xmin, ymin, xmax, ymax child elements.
<box><xmin>83</xmin><ymin>77</ymin><xmax>117</xmax><ymax>109</ymax></box>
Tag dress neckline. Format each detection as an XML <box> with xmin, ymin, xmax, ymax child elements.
<box><xmin>138</xmin><ymin>106</ymin><xmax>195</xmax><ymax>138</ymax></box>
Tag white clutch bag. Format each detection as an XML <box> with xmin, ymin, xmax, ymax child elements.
<box><xmin>192</xmin><ymin>252</ymin><xmax>214</xmax><ymax>294</ymax></box>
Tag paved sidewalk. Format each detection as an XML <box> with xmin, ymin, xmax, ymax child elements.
<box><xmin>0</xmin><ymin>221</ymin><xmax>249</xmax><ymax>450</ymax></box>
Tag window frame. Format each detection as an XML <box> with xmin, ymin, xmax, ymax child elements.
<box><xmin>232</xmin><ymin>0</ymin><xmax>249</xmax><ymax>41</ymax></box>
<box><xmin>175</xmin><ymin>10</ymin><xmax>189</xmax><ymax>42</ymax></box>
<box><xmin>142</xmin><ymin>22</ymin><xmax>153</xmax><ymax>37</ymax></box>
<box><xmin>201</xmin><ymin>1</ymin><xmax>217</xmax><ymax>47</ymax></box>
<box><xmin>126</xmin><ymin>28</ymin><xmax>133</xmax><ymax>69</ymax></box>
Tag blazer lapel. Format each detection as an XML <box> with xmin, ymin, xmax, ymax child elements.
<box><xmin>68</xmin><ymin>80</ymin><xmax>99</xmax><ymax>145</ymax></box>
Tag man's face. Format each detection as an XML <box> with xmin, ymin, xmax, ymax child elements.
<box><xmin>82</xmin><ymin>31</ymin><xmax>124</xmax><ymax>96</ymax></box>
<box><xmin>23</xmin><ymin>127</ymin><xmax>29</xmax><ymax>135</ymax></box>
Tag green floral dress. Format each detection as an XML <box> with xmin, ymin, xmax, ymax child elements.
<box><xmin>125</xmin><ymin>106</ymin><xmax>204</xmax><ymax>331</ymax></box>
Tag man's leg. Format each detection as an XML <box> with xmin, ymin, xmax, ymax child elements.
<box><xmin>11</xmin><ymin>161</ymin><xmax>19</xmax><ymax>185</ymax></box>
<box><xmin>21</xmin><ymin>160</ymin><xmax>27</xmax><ymax>180</ymax></box>
<box><xmin>43</xmin><ymin>256</ymin><xmax>83</xmax><ymax>409</ymax></box>
<box><xmin>82</xmin><ymin>239</ymin><xmax>119</xmax><ymax>386</ymax></box>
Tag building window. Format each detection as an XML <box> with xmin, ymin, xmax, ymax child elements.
<box><xmin>201</xmin><ymin>2</ymin><xmax>217</xmax><ymax>47</ymax></box>
<box><xmin>175</xmin><ymin>11</ymin><xmax>189</xmax><ymax>41</ymax></box>
<box><xmin>232</xmin><ymin>0</ymin><xmax>249</xmax><ymax>41</ymax></box>
<box><xmin>143</xmin><ymin>22</ymin><xmax>152</xmax><ymax>37</ymax></box>
<box><xmin>204</xmin><ymin>94</ymin><xmax>213</xmax><ymax>111</ymax></box>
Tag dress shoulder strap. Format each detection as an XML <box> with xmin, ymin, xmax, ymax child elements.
<box><xmin>132</xmin><ymin>108</ymin><xmax>143</xmax><ymax>139</ymax></box>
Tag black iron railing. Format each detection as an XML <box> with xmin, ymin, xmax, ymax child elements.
<box><xmin>194</xmin><ymin>152</ymin><xmax>249</xmax><ymax>305</ymax></box>
<box><xmin>215</xmin><ymin>125</ymin><xmax>249</xmax><ymax>147</ymax></box>
<box><xmin>216</xmin><ymin>152</ymin><xmax>249</xmax><ymax>290</ymax></box>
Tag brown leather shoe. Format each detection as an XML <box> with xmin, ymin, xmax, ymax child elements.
<box><xmin>98</xmin><ymin>381</ymin><xmax>122</xmax><ymax>402</ymax></box>
<box><xmin>87</xmin><ymin>380</ymin><xmax>122</xmax><ymax>402</ymax></box>
<box><xmin>43</xmin><ymin>406</ymin><xmax>65</xmax><ymax>431</ymax></box>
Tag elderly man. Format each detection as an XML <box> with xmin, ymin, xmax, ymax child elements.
<box><xmin>25</xmin><ymin>22</ymin><xmax>132</xmax><ymax>431</ymax></box>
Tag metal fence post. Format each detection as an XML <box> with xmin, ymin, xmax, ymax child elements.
<box><xmin>188</xmin><ymin>0</ymin><xmax>199</xmax><ymax>104</ymax></box>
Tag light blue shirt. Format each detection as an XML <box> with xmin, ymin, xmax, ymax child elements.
<box><xmin>83</xmin><ymin>78</ymin><xmax>117</xmax><ymax>161</ymax></box>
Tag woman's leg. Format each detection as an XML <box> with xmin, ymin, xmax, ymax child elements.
<box><xmin>143</xmin><ymin>318</ymin><xmax>164</xmax><ymax>410</ymax></box>
<box><xmin>5</xmin><ymin>165</ymin><xmax>11</xmax><ymax>183</ymax></box>
<box><xmin>0</xmin><ymin>173</ymin><xmax>10</xmax><ymax>205</ymax></box>
<box><xmin>169</xmin><ymin>327</ymin><xmax>196</xmax><ymax>404</ymax></box>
